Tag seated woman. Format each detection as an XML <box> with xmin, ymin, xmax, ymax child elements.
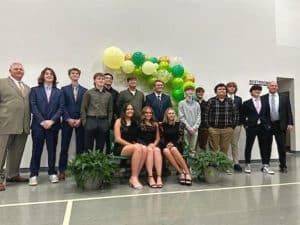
<box><xmin>160</xmin><ymin>107</ymin><xmax>192</xmax><ymax>185</ymax></box>
<box><xmin>114</xmin><ymin>103</ymin><xmax>147</xmax><ymax>189</ymax></box>
<box><xmin>138</xmin><ymin>106</ymin><xmax>163</xmax><ymax>188</ymax></box>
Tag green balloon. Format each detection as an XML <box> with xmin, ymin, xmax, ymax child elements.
<box><xmin>146</xmin><ymin>76</ymin><xmax>157</xmax><ymax>87</ymax></box>
<box><xmin>171</xmin><ymin>64</ymin><xmax>184</xmax><ymax>78</ymax></box>
<box><xmin>159</xmin><ymin>61</ymin><xmax>169</xmax><ymax>70</ymax></box>
<box><xmin>172</xmin><ymin>89</ymin><xmax>184</xmax><ymax>102</ymax></box>
<box><xmin>183</xmin><ymin>81</ymin><xmax>196</xmax><ymax>90</ymax></box>
<box><xmin>149</xmin><ymin>57</ymin><xmax>159</xmax><ymax>64</ymax></box>
<box><xmin>171</xmin><ymin>78</ymin><xmax>184</xmax><ymax>89</ymax></box>
<box><xmin>133</xmin><ymin>67</ymin><xmax>143</xmax><ymax>76</ymax></box>
<box><xmin>132</xmin><ymin>51</ymin><xmax>145</xmax><ymax>66</ymax></box>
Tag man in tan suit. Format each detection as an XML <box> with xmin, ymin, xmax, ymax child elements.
<box><xmin>0</xmin><ymin>63</ymin><xmax>31</xmax><ymax>191</ymax></box>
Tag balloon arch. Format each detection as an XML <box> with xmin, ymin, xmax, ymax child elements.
<box><xmin>102</xmin><ymin>46</ymin><xmax>196</xmax><ymax>105</ymax></box>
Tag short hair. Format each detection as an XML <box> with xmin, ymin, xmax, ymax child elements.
<box><xmin>154</xmin><ymin>80</ymin><xmax>164</xmax><ymax>86</ymax></box>
<box><xmin>214</xmin><ymin>83</ymin><xmax>227</xmax><ymax>93</ymax></box>
<box><xmin>9</xmin><ymin>62</ymin><xmax>23</xmax><ymax>70</ymax></box>
<box><xmin>184</xmin><ymin>85</ymin><xmax>195</xmax><ymax>92</ymax></box>
<box><xmin>104</xmin><ymin>72</ymin><xmax>114</xmax><ymax>80</ymax></box>
<box><xmin>196</xmin><ymin>87</ymin><xmax>205</xmax><ymax>93</ymax></box>
<box><xmin>68</xmin><ymin>67</ymin><xmax>81</xmax><ymax>76</ymax></box>
<box><xmin>226</xmin><ymin>82</ymin><xmax>238</xmax><ymax>93</ymax></box>
<box><xmin>127</xmin><ymin>76</ymin><xmax>137</xmax><ymax>82</ymax></box>
<box><xmin>93</xmin><ymin>72</ymin><xmax>105</xmax><ymax>80</ymax></box>
<box><xmin>249</xmin><ymin>85</ymin><xmax>262</xmax><ymax>92</ymax></box>
<box><xmin>38</xmin><ymin>67</ymin><xmax>57</xmax><ymax>87</ymax></box>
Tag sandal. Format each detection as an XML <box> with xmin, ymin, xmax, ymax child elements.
<box><xmin>156</xmin><ymin>175</ymin><xmax>164</xmax><ymax>188</ymax></box>
<box><xmin>147</xmin><ymin>176</ymin><xmax>157</xmax><ymax>188</ymax></box>
<box><xmin>185</xmin><ymin>173</ymin><xmax>192</xmax><ymax>186</ymax></box>
<box><xmin>178</xmin><ymin>173</ymin><xmax>185</xmax><ymax>185</ymax></box>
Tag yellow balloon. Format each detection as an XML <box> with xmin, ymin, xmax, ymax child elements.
<box><xmin>142</xmin><ymin>61</ymin><xmax>156</xmax><ymax>75</ymax></box>
<box><xmin>125</xmin><ymin>53</ymin><xmax>132</xmax><ymax>60</ymax></box>
<box><xmin>184</xmin><ymin>74</ymin><xmax>196</xmax><ymax>82</ymax></box>
<box><xmin>159</xmin><ymin>56</ymin><xmax>170</xmax><ymax>63</ymax></box>
<box><xmin>121</xmin><ymin>60</ymin><xmax>135</xmax><ymax>74</ymax></box>
<box><xmin>103</xmin><ymin>46</ymin><xmax>125</xmax><ymax>69</ymax></box>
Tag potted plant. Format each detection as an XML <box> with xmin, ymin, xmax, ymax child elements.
<box><xmin>190</xmin><ymin>150</ymin><xmax>233</xmax><ymax>183</ymax></box>
<box><xmin>68</xmin><ymin>151</ymin><xmax>117</xmax><ymax>190</ymax></box>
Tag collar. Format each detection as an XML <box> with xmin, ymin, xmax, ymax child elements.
<box><xmin>252</xmin><ymin>96</ymin><xmax>261</xmax><ymax>101</ymax></box>
<box><xmin>44</xmin><ymin>84</ymin><xmax>52</xmax><ymax>89</ymax></box>
<box><xmin>9</xmin><ymin>75</ymin><xmax>21</xmax><ymax>83</ymax></box>
<box><xmin>154</xmin><ymin>92</ymin><xmax>162</xmax><ymax>97</ymax></box>
<box><xmin>94</xmin><ymin>87</ymin><xmax>105</xmax><ymax>92</ymax></box>
<box><xmin>269</xmin><ymin>92</ymin><xmax>279</xmax><ymax>97</ymax></box>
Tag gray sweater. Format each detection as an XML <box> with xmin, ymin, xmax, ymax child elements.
<box><xmin>178</xmin><ymin>98</ymin><xmax>201</xmax><ymax>130</ymax></box>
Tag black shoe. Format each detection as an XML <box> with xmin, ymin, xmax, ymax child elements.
<box><xmin>234</xmin><ymin>164</ymin><xmax>243</xmax><ymax>172</ymax></box>
<box><xmin>279</xmin><ymin>167</ymin><xmax>288</xmax><ymax>173</ymax></box>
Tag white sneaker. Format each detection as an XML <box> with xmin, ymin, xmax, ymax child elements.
<box><xmin>226</xmin><ymin>169</ymin><xmax>232</xmax><ymax>175</ymax></box>
<box><xmin>244</xmin><ymin>164</ymin><xmax>251</xmax><ymax>174</ymax></box>
<box><xmin>29</xmin><ymin>176</ymin><xmax>38</xmax><ymax>186</ymax></box>
<box><xmin>262</xmin><ymin>165</ymin><xmax>275</xmax><ymax>175</ymax></box>
<box><xmin>49</xmin><ymin>174</ymin><xmax>59</xmax><ymax>183</ymax></box>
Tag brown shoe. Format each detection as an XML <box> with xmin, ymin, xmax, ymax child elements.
<box><xmin>0</xmin><ymin>183</ymin><xmax>5</xmax><ymax>191</ymax></box>
<box><xmin>58</xmin><ymin>173</ymin><xmax>65</xmax><ymax>181</ymax></box>
<box><xmin>6</xmin><ymin>175</ymin><xmax>29</xmax><ymax>182</ymax></box>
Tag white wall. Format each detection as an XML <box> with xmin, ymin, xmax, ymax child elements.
<box><xmin>0</xmin><ymin>0</ymin><xmax>299</xmax><ymax>168</ymax></box>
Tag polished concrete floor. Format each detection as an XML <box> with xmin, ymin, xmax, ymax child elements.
<box><xmin>1</xmin><ymin>153</ymin><xmax>300</xmax><ymax>225</ymax></box>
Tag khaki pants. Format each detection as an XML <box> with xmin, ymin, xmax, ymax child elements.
<box><xmin>229</xmin><ymin>125</ymin><xmax>242</xmax><ymax>164</ymax></box>
<box><xmin>0</xmin><ymin>133</ymin><xmax>28</xmax><ymax>182</ymax></box>
<box><xmin>184</xmin><ymin>130</ymin><xmax>198</xmax><ymax>154</ymax></box>
<box><xmin>208</xmin><ymin>127</ymin><xmax>234</xmax><ymax>154</ymax></box>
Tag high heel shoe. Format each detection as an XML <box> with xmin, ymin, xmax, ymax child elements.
<box><xmin>129</xmin><ymin>181</ymin><xmax>143</xmax><ymax>190</ymax></box>
<box><xmin>185</xmin><ymin>173</ymin><xmax>192</xmax><ymax>186</ymax></box>
<box><xmin>178</xmin><ymin>173</ymin><xmax>186</xmax><ymax>185</ymax></box>
<box><xmin>156</xmin><ymin>175</ymin><xmax>164</xmax><ymax>188</ymax></box>
<box><xmin>147</xmin><ymin>176</ymin><xmax>157</xmax><ymax>188</ymax></box>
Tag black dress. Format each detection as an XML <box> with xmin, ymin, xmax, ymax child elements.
<box><xmin>159</xmin><ymin>122</ymin><xmax>185</xmax><ymax>153</ymax></box>
<box><xmin>114</xmin><ymin>121</ymin><xmax>138</xmax><ymax>155</ymax></box>
<box><xmin>137</xmin><ymin>124</ymin><xmax>157</xmax><ymax>145</ymax></box>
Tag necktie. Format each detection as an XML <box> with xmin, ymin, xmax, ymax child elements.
<box><xmin>73</xmin><ymin>86</ymin><xmax>78</xmax><ymax>101</ymax></box>
<box><xmin>270</xmin><ymin>94</ymin><xmax>279</xmax><ymax>121</ymax></box>
<box><xmin>157</xmin><ymin>95</ymin><xmax>161</xmax><ymax>101</ymax></box>
<box><xmin>18</xmin><ymin>81</ymin><xmax>25</xmax><ymax>97</ymax></box>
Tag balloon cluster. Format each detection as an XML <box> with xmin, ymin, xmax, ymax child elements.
<box><xmin>102</xmin><ymin>46</ymin><xmax>196</xmax><ymax>103</ymax></box>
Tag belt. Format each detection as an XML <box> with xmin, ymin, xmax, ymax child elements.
<box><xmin>87</xmin><ymin>115</ymin><xmax>108</xmax><ymax>119</ymax></box>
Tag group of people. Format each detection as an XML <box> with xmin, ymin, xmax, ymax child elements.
<box><xmin>0</xmin><ymin>62</ymin><xmax>293</xmax><ymax>191</ymax></box>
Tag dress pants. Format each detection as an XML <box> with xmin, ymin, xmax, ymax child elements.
<box><xmin>30</xmin><ymin>128</ymin><xmax>59</xmax><ymax>177</ymax></box>
<box><xmin>0</xmin><ymin>133</ymin><xmax>28</xmax><ymax>181</ymax></box>
<box><xmin>84</xmin><ymin>117</ymin><xmax>110</xmax><ymax>152</ymax></box>
<box><xmin>244</xmin><ymin>125</ymin><xmax>269</xmax><ymax>164</ymax></box>
<box><xmin>197</xmin><ymin>127</ymin><xmax>208</xmax><ymax>150</ymax></box>
<box><xmin>229</xmin><ymin>125</ymin><xmax>242</xmax><ymax>164</ymax></box>
<box><xmin>59</xmin><ymin>121</ymin><xmax>85</xmax><ymax>173</ymax></box>
<box><xmin>184</xmin><ymin>130</ymin><xmax>198</xmax><ymax>154</ymax></box>
<box><xmin>266</xmin><ymin>121</ymin><xmax>287</xmax><ymax>169</ymax></box>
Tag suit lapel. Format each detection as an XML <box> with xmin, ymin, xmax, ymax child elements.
<box><xmin>7</xmin><ymin>77</ymin><xmax>23</xmax><ymax>98</ymax></box>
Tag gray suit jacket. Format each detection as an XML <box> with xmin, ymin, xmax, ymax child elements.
<box><xmin>0</xmin><ymin>77</ymin><xmax>31</xmax><ymax>134</ymax></box>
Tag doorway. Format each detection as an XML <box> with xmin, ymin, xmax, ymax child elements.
<box><xmin>277</xmin><ymin>77</ymin><xmax>295</xmax><ymax>151</ymax></box>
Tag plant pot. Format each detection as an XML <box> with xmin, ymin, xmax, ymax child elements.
<box><xmin>204</xmin><ymin>166</ymin><xmax>221</xmax><ymax>184</ymax></box>
<box><xmin>83</xmin><ymin>177</ymin><xmax>102</xmax><ymax>190</ymax></box>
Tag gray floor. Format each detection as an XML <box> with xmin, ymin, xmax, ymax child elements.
<box><xmin>1</xmin><ymin>154</ymin><xmax>300</xmax><ymax>225</ymax></box>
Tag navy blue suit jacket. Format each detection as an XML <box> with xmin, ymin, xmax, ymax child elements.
<box><xmin>145</xmin><ymin>93</ymin><xmax>172</xmax><ymax>122</ymax></box>
<box><xmin>30</xmin><ymin>85</ymin><xmax>64</xmax><ymax>130</ymax></box>
<box><xmin>61</xmin><ymin>84</ymin><xmax>87</xmax><ymax>121</ymax></box>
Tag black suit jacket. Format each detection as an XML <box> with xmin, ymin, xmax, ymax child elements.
<box><xmin>242</xmin><ymin>97</ymin><xmax>271</xmax><ymax>130</ymax></box>
<box><xmin>261</xmin><ymin>93</ymin><xmax>293</xmax><ymax>130</ymax></box>
<box><xmin>145</xmin><ymin>93</ymin><xmax>172</xmax><ymax>122</ymax></box>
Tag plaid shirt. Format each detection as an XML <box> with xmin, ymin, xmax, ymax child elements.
<box><xmin>204</xmin><ymin>96</ymin><xmax>239</xmax><ymax>128</ymax></box>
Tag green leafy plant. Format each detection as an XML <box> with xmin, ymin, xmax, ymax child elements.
<box><xmin>190</xmin><ymin>150</ymin><xmax>233</xmax><ymax>177</ymax></box>
<box><xmin>68</xmin><ymin>151</ymin><xmax>117</xmax><ymax>189</ymax></box>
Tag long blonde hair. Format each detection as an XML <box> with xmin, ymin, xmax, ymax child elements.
<box><xmin>162</xmin><ymin>107</ymin><xmax>177</xmax><ymax>124</ymax></box>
